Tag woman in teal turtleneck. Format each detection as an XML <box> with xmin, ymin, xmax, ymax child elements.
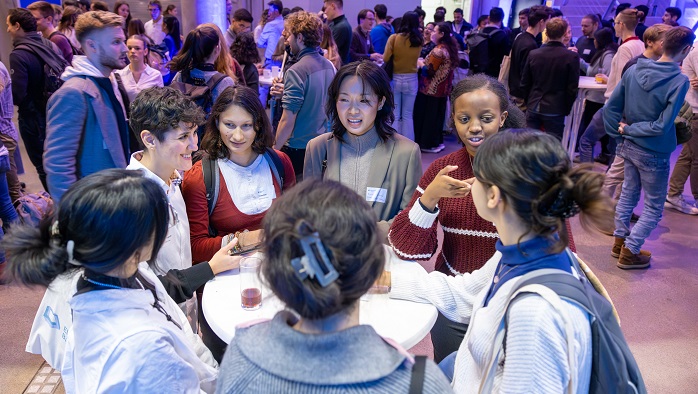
<box><xmin>304</xmin><ymin>61</ymin><xmax>422</xmax><ymax>236</ymax></box>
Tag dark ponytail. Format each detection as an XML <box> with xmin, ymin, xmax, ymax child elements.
<box><xmin>3</xmin><ymin>169</ymin><xmax>170</xmax><ymax>286</ymax></box>
<box><xmin>3</xmin><ymin>215</ymin><xmax>74</xmax><ymax>287</ymax></box>
<box><xmin>473</xmin><ymin>129</ymin><xmax>613</xmax><ymax>252</ymax></box>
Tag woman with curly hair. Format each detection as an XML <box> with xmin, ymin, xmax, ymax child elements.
<box><xmin>230</xmin><ymin>32</ymin><xmax>261</xmax><ymax>94</ymax></box>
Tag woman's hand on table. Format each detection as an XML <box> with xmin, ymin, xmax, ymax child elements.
<box><xmin>594</xmin><ymin>73</ymin><xmax>608</xmax><ymax>83</ymax></box>
<box><xmin>209</xmin><ymin>238</ymin><xmax>242</xmax><ymax>275</ymax></box>
<box><xmin>420</xmin><ymin>166</ymin><xmax>473</xmax><ymax>210</ymax></box>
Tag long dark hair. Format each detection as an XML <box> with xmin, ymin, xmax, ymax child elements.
<box><xmin>201</xmin><ymin>86</ymin><xmax>274</xmax><ymax>158</ymax></box>
<box><xmin>398</xmin><ymin>11</ymin><xmax>423</xmax><ymax>47</ymax></box>
<box><xmin>588</xmin><ymin>27</ymin><xmax>618</xmax><ymax>67</ymax></box>
<box><xmin>325</xmin><ymin>61</ymin><xmax>396</xmax><ymax>142</ymax></box>
<box><xmin>113</xmin><ymin>1</ymin><xmax>131</xmax><ymax>27</ymax></box>
<box><xmin>262</xmin><ymin>178</ymin><xmax>384</xmax><ymax>320</ymax></box>
<box><xmin>163</xmin><ymin>15</ymin><xmax>182</xmax><ymax>52</ymax></box>
<box><xmin>473</xmin><ymin>129</ymin><xmax>613</xmax><ymax>252</ymax></box>
<box><xmin>168</xmin><ymin>25</ymin><xmax>219</xmax><ymax>72</ymax></box>
<box><xmin>434</xmin><ymin>22</ymin><xmax>459</xmax><ymax>67</ymax></box>
<box><xmin>3</xmin><ymin>169</ymin><xmax>170</xmax><ymax>286</ymax></box>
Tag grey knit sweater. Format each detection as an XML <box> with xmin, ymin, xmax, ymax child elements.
<box><xmin>339</xmin><ymin>127</ymin><xmax>379</xmax><ymax>198</ymax></box>
<box><xmin>216</xmin><ymin>311</ymin><xmax>453</xmax><ymax>393</ymax></box>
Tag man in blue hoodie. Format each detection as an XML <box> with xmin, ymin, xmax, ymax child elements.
<box><xmin>604</xmin><ymin>26</ymin><xmax>695</xmax><ymax>269</ymax></box>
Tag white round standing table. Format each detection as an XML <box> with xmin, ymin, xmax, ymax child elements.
<box><xmin>202</xmin><ymin>247</ymin><xmax>438</xmax><ymax>349</ymax></box>
<box><xmin>562</xmin><ymin>76</ymin><xmax>607</xmax><ymax>158</ymax></box>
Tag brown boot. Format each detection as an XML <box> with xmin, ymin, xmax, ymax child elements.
<box><xmin>617</xmin><ymin>245</ymin><xmax>651</xmax><ymax>270</ymax></box>
<box><xmin>611</xmin><ymin>237</ymin><xmax>625</xmax><ymax>258</ymax></box>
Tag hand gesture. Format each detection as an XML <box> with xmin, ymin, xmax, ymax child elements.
<box><xmin>370</xmin><ymin>53</ymin><xmax>383</xmax><ymax>62</ymax></box>
<box><xmin>270</xmin><ymin>77</ymin><xmax>284</xmax><ymax>97</ymax></box>
<box><xmin>619</xmin><ymin>122</ymin><xmax>627</xmax><ymax>135</ymax></box>
<box><xmin>420</xmin><ymin>166</ymin><xmax>472</xmax><ymax>211</ymax></box>
<box><xmin>208</xmin><ymin>238</ymin><xmax>242</xmax><ymax>275</ymax></box>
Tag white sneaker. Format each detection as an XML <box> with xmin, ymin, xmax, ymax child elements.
<box><xmin>664</xmin><ymin>195</ymin><xmax>698</xmax><ymax>215</ymax></box>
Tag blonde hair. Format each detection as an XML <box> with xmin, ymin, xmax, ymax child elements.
<box><xmin>643</xmin><ymin>23</ymin><xmax>671</xmax><ymax>43</ymax></box>
<box><xmin>75</xmin><ymin>10</ymin><xmax>123</xmax><ymax>44</ymax></box>
<box><xmin>199</xmin><ymin>23</ymin><xmax>238</xmax><ymax>83</ymax></box>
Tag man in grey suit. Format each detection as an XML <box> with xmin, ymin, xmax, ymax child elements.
<box><xmin>44</xmin><ymin>11</ymin><xmax>129</xmax><ymax>202</ymax></box>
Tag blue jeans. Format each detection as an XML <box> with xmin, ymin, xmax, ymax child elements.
<box><xmin>438</xmin><ymin>351</ymin><xmax>457</xmax><ymax>382</ymax></box>
<box><xmin>578</xmin><ymin>108</ymin><xmax>605</xmax><ymax>163</ymax></box>
<box><xmin>0</xmin><ymin>155</ymin><xmax>18</xmax><ymax>263</ymax></box>
<box><xmin>392</xmin><ymin>73</ymin><xmax>418</xmax><ymax>141</ymax></box>
<box><xmin>613</xmin><ymin>140</ymin><xmax>670</xmax><ymax>253</ymax></box>
<box><xmin>526</xmin><ymin>111</ymin><xmax>566</xmax><ymax>141</ymax></box>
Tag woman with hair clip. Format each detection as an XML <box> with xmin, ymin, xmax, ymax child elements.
<box><xmin>304</xmin><ymin>61</ymin><xmax>422</xmax><ymax>237</ymax></box>
<box><xmin>169</xmin><ymin>24</ymin><xmax>236</xmax><ymax>109</ymax></box>
<box><xmin>216</xmin><ymin>178</ymin><xmax>453</xmax><ymax>393</ymax></box>
<box><xmin>388</xmin><ymin>129</ymin><xmax>614</xmax><ymax>392</ymax></box>
<box><xmin>4</xmin><ymin>169</ymin><xmax>217</xmax><ymax>392</ymax></box>
<box><xmin>383</xmin><ymin>11</ymin><xmax>423</xmax><ymax>141</ymax></box>
<box><xmin>414</xmin><ymin>22</ymin><xmax>460</xmax><ymax>153</ymax></box>
<box><xmin>389</xmin><ymin>74</ymin><xmax>528</xmax><ymax>363</ymax></box>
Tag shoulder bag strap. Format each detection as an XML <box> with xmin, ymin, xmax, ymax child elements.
<box><xmin>408</xmin><ymin>355</ymin><xmax>427</xmax><ymax>394</ymax></box>
<box><xmin>202</xmin><ymin>158</ymin><xmax>219</xmax><ymax>237</ymax></box>
<box><xmin>262</xmin><ymin>148</ymin><xmax>284</xmax><ymax>190</ymax></box>
<box><xmin>482</xmin><ymin>284</ymin><xmax>576</xmax><ymax>394</ymax></box>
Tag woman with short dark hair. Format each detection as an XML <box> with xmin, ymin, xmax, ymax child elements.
<box><xmin>304</xmin><ymin>61</ymin><xmax>422</xmax><ymax>235</ymax></box>
<box><xmin>216</xmin><ymin>178</ymin><xmax>453</xmax><ymax>393</ymax></box>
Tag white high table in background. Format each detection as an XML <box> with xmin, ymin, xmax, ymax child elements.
<box><xmin>202</xmin><ymin>246</ymin><xmax>438</xmax><ymax>349</ymax></box>
<box><xmin>562</xmin><ymin>76</ymin><xmax>607</xmax><ymax>158</ymax></box>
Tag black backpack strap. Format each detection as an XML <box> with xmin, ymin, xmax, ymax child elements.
<box><xmin>262</xmin><ymin>148</ymin><xmax>284</xmax><ymax>190</ymax></box>
<box><xmin>202</xmin><ymin>157</ymin><xmax>220</xmax><ymax>237</ymax></box>
<box><xmin>408</xmin><ymin>355</ymin><xmax>427</xmax><ymax>394</ymax></box>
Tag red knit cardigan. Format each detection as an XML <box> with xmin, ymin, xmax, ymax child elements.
<box><xmin>181</xmin><ymin>151</ymin><xmax>296</xmax><ymax>263</ymax></box>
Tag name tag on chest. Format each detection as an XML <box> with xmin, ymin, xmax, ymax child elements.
<box><xmin>583</xmin><ymin>49</ymin><xmax>591</xmax><ymax>55</ymax></box>
<box><xmin>366</xmin><ymin>187</ymin><xmax>387</xmax><ymax>203</ymax></box>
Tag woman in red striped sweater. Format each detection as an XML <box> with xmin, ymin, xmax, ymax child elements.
<box><xmin>389</xmin><ymin>74</ymin><xmax>529</xmax><ymax>362</ymax></box>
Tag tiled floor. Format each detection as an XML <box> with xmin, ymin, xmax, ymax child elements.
<box><xmin>23</xmin><ymin>363</ymin><xmax>61</xmax><ymax>394</ymax></box>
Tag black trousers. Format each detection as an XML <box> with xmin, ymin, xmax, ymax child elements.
<box><xmin>280</xmin><ymin>146</ymin><xmax>305</xmax><ymax>182</ymax></box>
<box><xmin>18</xmin><ymin>114</ymin><xmax>48</xmax><ymax>191</ymax></box>
<box><xmin>414</xmin><ymin>93</ymin><xmax>447</xmax><ymax>149</ymax></box>
<box><xmin>431</xmin><ymin>311</ymin><xmax>469</xmax><ymax>363</ymax></box>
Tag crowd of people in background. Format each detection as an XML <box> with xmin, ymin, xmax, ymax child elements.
<box><xmin>0</xmin><ymin>0</ymin><xmax>693</xmax><ymax>392</ymax></box>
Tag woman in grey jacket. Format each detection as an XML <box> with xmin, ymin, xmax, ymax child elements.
<box><xmin>216</xmin><ymin>179</ymin><xmax>452</xmax><ymax>393</ymax></box>
<box><xmin>304</xmin><ymin>61</ymin><xmax>422</xmax><ymax>237</ymax></box>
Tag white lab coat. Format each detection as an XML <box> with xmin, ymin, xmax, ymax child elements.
<box><xmin>61</xmin><ymin>263</ymin><xmax>217</xmax><ymax>393</ymax></box>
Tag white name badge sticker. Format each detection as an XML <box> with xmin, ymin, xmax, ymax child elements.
<box><xmin>366</xmin><ymin>187</ymin><xmax>388</xmax><ymax>203</ymax></box>
<box><xmin>583</xmin><ymin>49</ymin><xmax>591</xmax><ymax>55</ymax></box>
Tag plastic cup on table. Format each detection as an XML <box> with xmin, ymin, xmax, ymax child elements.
<box><xmin>239</xmin><ymin>256</ymin><xmax>262</xmax><ymax>311</ymax></box>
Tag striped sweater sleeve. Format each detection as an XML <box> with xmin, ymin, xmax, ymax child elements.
<box><xmin>389</xmin><ymin>253</ymin><xmax>500</xmax><ymax>324</ymax></box>
<box><xmin>388</xmin><ymin>164</ymin><xmax>441</xmax><ymax>260</ymax></box>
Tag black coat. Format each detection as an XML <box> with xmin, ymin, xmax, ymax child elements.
<box><xmin>521</xmin><ymin>41</ymin><xmax>580</xmax><ymax>115</ymax></box>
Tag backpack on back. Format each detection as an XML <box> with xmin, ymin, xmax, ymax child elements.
<box><xmin>15</xmin><ymin>44</ymin><xmax>68</xmax><ymax>101</ymax></box>
<box><xmin>48</xmin><ymin>31</ymin><xmax>84</xmax><ymax>56</ymax></box>
<box><xmin>466</xmin><ymin>28</ymin><xmax>501</xmax><ymax>75</ymax></box>
<box><xmin>169</xmin><ymin>70</ymin><xmax>227</xmax><ymax>143</ymax></box>
<box><xmin>504</xmin><ymin>250</ymin><xmax>646</xmax><ymax>394</ymax></box>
